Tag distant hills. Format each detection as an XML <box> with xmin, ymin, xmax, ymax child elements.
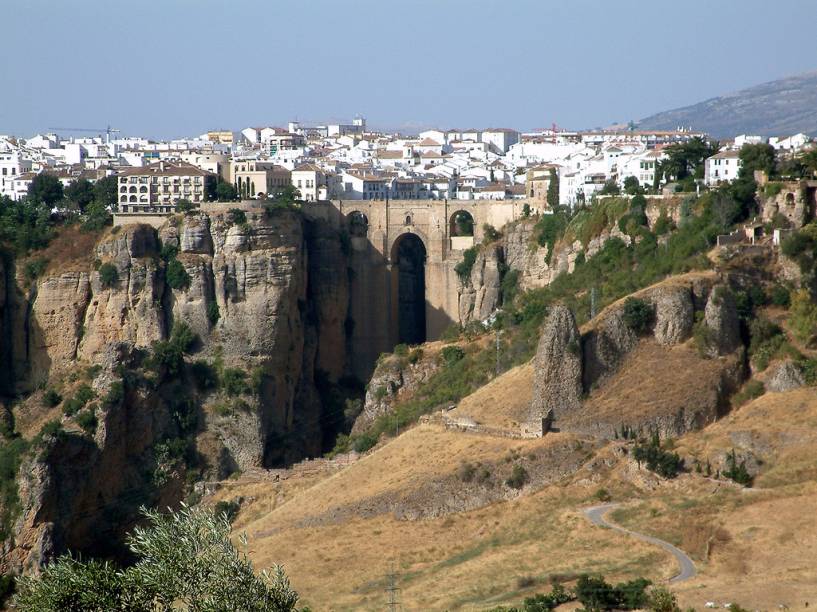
<box><xmin>637</xmin><ymin>70</ymin><xmax>817</xmax><ymax>138</ymax></box>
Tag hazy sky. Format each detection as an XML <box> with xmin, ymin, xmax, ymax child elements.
<box><xmin>3</xmin><ymin>0</ymin><xmax>817</xmax><ymax>138</ymax></box>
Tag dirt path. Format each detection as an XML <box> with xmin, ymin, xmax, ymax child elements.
<box><xmin>584</xmin><ymin>503</ymin><xmax>697</xmax><ymax>583</ymax></box>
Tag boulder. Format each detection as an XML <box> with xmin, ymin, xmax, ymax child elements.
<box><xmin>765</xmin><ymin>360</ymin><xmax>805</xmax><ymax>392</ymax></box>
<box><xmin>530</xmin><ymin>304</ymin><xmax>583</xmax><ymax>427</ymax></box>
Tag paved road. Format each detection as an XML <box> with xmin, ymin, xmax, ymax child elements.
<box><xmin>583</xmin><ymin>503</ymin><xmax>696</xmax><ymax>583</ymax></box>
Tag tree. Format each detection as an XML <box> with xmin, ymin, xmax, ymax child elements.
<box><xmin>738</xmin><ymin>143</ymin><xmax>776</xmax><ymax>180</ymax></box>
<box><xmin>599</xmin><ymin>180</ymin><xmax>620</xmax><ymax>196</ymax></box>
<box><xmin>13</xmin><ymin>504</ymin><xmax>299</xmax><ymax>611</ymax></box>
<box><xmin>546</xmin><ymin>167</ymin><xmax>559</xmax><ymax>209</ymax></box>
<box><xmin>64</xmin><ymin>178</ymin><xmax>95</xmax><ymax>211</ymax></box>
<box><xmin>166</xmin><ymin>258</ymin><xmax>191</xmax><ymax>290</ymax></box>
<box><xmin>93</xmin><ymin>176</ymin><xmax>119</xmax><ymax>208</ymax></box>
<box><xmin>622</xmin><ymin>176</ymin><xmax>641</xmax><ymax>195</ymax></box>
<box><xmin>661</xmin><ymin>137</ymin><xmax>717</xmax><ymax>181</ymax></box>
<box><xmin>175</xmin><ymin>199</ymin><xmax>195</xmax><ymax>213</ymax></box>
<box><xmin>215</xmin><ymin>181</ymin><xmax>238</xmax><ymax>202</ymax></box>
<box><xmin>645</xmin><ymin>586</ymin><xmax>681</xmax><ymax>612</ymax></box>
<box><xmin>82</xmin><ymin>199</ymin><xmax>112</xmax><ymax>231</ymax></box>
<box><xmin>28</xmin><ymin>174</ymin><xmax>64</xmax><ymax>206</ymax></box>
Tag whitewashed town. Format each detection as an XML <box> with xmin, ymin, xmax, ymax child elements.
<box><xmin>1</xmin><ymin>118</ymin><xmax>812</xmax><ymax>223</ymax></box>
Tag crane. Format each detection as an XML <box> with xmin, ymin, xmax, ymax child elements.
<box><xmin>47</xmin><ymin>125</ymin><xmax>121</xmax><ymax>142</ymax></box>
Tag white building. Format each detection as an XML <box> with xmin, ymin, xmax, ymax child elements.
<box><xmin>0</xmin><ymin>149</ymin><xmax>33</xmax><ymax>199</ymax></box>
<box><xmin>704</xmin><ymin>150</ymin><xmax>742</xmax><ymax>186</ymax></box>
<box><xmin>481</xmin><ymin>128</ymin><xmax>520</xmax><ymax>153</ymax></box>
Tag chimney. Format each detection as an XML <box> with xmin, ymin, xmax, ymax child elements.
<box><xmin>160</xmin><ymin>161</ymin><xmax>165</xmax><ymax>172</ymax></box>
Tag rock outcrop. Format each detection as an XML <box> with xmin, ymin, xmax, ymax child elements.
<box><xmin>457</xmin><ymin>245</ymin><xmax>503</xmax><ymax>325</ymax></box>
<box><xmin>529</xmin><ymin>305</ymin><xmax>582</xmax><ymax>427</ymax></box>
<box><xmin>765</xmin><ymin>360</ymin><xmax>806</xmax><ymax>392</ymax></box>
<box><xmin>703</xmin><ymin>285</ymin><xmax>742</xmax><ymax>357</ymax></box>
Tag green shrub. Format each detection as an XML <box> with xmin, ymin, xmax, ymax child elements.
<box><xmin>633</xmin><ymin>433</ymin><xmax>683</xmax><ymax>478</ymax></box>
<box><xmin>42</xmin><ymin>389</ymin><xmax>62</xmax><ymax>408</ymax></box>
<box><xmin>749</xmin><ymin>318</ymin><xmax>786</xmax><ymax>371</ymax></box>
<box><xmin>373</xmin><ymin>385</ymin><xmax>389</xmax><ymax>401</ymax></box>
<box><xmin>228</xmin><ymin>208</ymin><xmax>247</xmax><ymax>225</ymax></box>
<box><xmin>798</xmin><ymin>358</ymin><xmax>817</xmax><ymax>385</ymax></box>
<box><xmin>732</xmin><ymin>379</ymin><xmax>766</xmax><ymax>407</ymax></box>
<box><xmin>191</xmin><ymin>360</ymin><xmax>219</xmax><ymax>391</ymax></box>
<box><xmin>393</xmin><ymin>343</ymin><xmax>409</xmax><ymax>357</ymax></box>
<box><xmin>594</xmin><ymin>488</ymin><xmax>612</xmax><ymax>502</ymax></box>
<box><xmin>789</xmin><ymin>289</ymin><xmax>817</xmax><ymax>345</ymax></box>
<box><xmin>353</xmin><ymin>432</ymin><xmax>378</xmax><ymax>453</ymax></box>
<box><xmin>621</xmin><ymin>297</ymin><xmax>654</xmax><ymax>334</ymax></box>
<box><xmin>222</xmin><ymin>368</ymin><xmax>248</xmax><ymax>396</ymax></box>
<box><xmin>440</xmin><ymin>324</ymin><xmax>462</xmax><ymax>343</ymax></box>
<box><xmin>103</xmin><ymin>380</ymin><xmax>124</xmax><ymax>408</ymax></box>
<box><xmin>408</xmin><ymin>348</ymin><xmax>423</xmax><ymax>364</ymax></box>
<box><xmin>98</xmin><ymin>262</ymin><xmax>119</xmax><ymax>288</ymax></box>
<box><xmin>0</xmin><ymin>436</ymin><xmax>28</xmax><ymax>540</ymax></box>
<box><xmin>63</xmin><ymin>384</ymin><xmax>95</xmax><ymax>416</ymax></box>
<box><xmin>213</xmin><ymin>499</ymin><xmax>241</xmax><ymax>523</ymax></box>
<box><xmin>24</xmin><ymin>257</ymin><xmax>48</xmax><ymax>281</ymax></box>
<box><xmin>506</xmin><ymin>464</ymin><xmax>529</xmax><ymax>489</ymax></box>
<box><xmin>764</xmin><ymin>182</ymin><xmax>784</xmax><ymax>198</ymax></box>
<box><xmin>501</xmin><ymin>268</ymin><xmax>520</xmax><ymax>306</ymax></box>
<box><xmin>458</xmin><ymin>462</ymin><xmax>476</xmax><ymax>482</ymax></box>
<box><xmin>166</xmin><ymin>258</ymin><xmax>191</xmax><ymax>290</ymax></box>
<box><xmin>533</xmin><ymin>211</ymin><xmax>569</xmax><ymax>261</ymax></box>
<box><xmin>206</xmin><ymin>301</ymin><xmax>220</xmax><ymax>325</ymax></box>
<box><xmin>769</xmin><ymin>284</ymin><xmax>791</xmax><ymax>308</ymax></box>
<box><xmin>149</xmin><ymin>322</ymin><xmax>198</xmax><ymax>375</ymax></box>
<box><xmin>76</xmin><ymin>409</ymin><xmax>98</xmax><ymax>436</ymax></box>
<box><xmin>482</xmin><ymin>223</ymin><xmax>501</xmax><ymax>243</ymax></box>
<box><xmin>454</xmin><ymin>247</ymin><xmax>478</xmax><ymax>281</ymax></box>
<box><xmin>441</xmin><ymin>346</ymin><xmax>465</xmax><ymax>366</ymax></box>
<box><xmin>723</xmin><ymin>449</ymin><xmax>753</xmax><ymax>487</ymax></box>
<box><xmin>653</xmin><ymin>214</ymin><xmax>674</xmax><ymax>236</ymax></box>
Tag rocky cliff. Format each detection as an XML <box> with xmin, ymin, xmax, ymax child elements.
<box><xmin>530</xmin><ymin>273</ymin><xmax>747</xmax><ymax>438</ymax></box>
<box><xmin>0</xmin><ymin>206</ymin><xmax>352</xmax><ymax>572</ymax></box>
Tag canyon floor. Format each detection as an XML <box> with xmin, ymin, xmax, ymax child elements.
<box><xmin>209</xmin><ymin>339</ymin><xmax>817</xmax><ymax>611</ymax></box>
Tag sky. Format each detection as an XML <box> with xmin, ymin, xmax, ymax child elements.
<box><xmin>3</xmin><ymin>0</ymin><xmax>817</xmax><ymax>139</ymax></box>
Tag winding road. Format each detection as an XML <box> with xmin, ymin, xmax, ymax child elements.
<box><xmin>583</xmin><ymin>503</ymin><xmax>696</xmax><ymax>583</ymax></box>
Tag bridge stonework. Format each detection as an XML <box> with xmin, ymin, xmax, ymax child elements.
<box><xmin>304</xmin><ymin>199</ymin><xmax>528</xmax><ymax>380</ymax></box>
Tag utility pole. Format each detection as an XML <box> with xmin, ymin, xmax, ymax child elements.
<box><xmin>495</xmin><ymin>328</ymin><xmax>502</xmax><ymax>375</ymax></box>
<box><xmin>385</xmin><ymin>562</ymin><xmax>400</xmax><ymax>612</ymax></box>
<box><xmin>590</xmin><ymin>286</ymin><xmax>597</xmax><ymax>319</ymax></box>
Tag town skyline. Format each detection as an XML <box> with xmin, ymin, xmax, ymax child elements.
<box><xmin>4</xmin><ymin>0</ymin><xmax>817</xmax><ymax>138</ymax></box>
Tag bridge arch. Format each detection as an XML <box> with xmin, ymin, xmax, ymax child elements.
<box><xmin>347</xmin><ymin>210</ymin><xmax>369</xmax><ymax>237</ymax></box>
<box><xmin>390</xmin><ymin>232</ymin><xmax>427</xmax><ymax>345</ymax></box>
<box><xmin>449</xmin><ymin>209</ymin><xmax>475</xmax><ymax>236</ymax></box>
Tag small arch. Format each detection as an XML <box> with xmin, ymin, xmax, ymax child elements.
<box><xmin>449</xmin><ymin>210</ymin><xmax>475</xmax><ymax>236</ymax></box>
<box><xmin>405</xmin><ymin>214</ymin><xmax>412</xmax><ymax>226</ymax></box>
<box><xmin>120</xmin><ymin>186</ymin><xmax>127</xmax><ymax>193</ymax></box>
<box><xmin>129</xmin><ymin>186</ymin><xmax>137</xmax><ymax>193</ymax></box>
<box><xmin>139</xmin><ymin>186</ymin><xmax>148</xmax><ymax>193</ymax></box>
<box><xmin>119</xmin><ymin>195</ymin><xmax>127</xmax><ymax>203</ymax></box>
<box><xmin>348</xmin><ymin>211</ymin><xmax>369</xmax><ymax>237</ymax></box>
<box><xmin>785</xmin><ymin>192</ymin><xmax>795</xmax><ymax>205</ymax></box>
<box><xmin>129</xmin><ymin>195</ymin><xmax>137</xmax><ymax>202</ymax></box>
<box><xmin>139</xmin><ymin>195</ymin><xmax>148</xmax><ymax>203</ymax></box>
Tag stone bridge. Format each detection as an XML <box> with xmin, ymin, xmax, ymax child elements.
<box><xmin>305</xmin><ymin>199</ymin><xmax>530</xmax><ymax>378</ymax></box>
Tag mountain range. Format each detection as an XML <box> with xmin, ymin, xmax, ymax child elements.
<box><xmin>637</xmin><ymin>70</ymin><xmax>817</xmax><ymax>138</ymax></box>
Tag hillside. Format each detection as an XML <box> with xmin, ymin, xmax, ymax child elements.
<box><xmin>637</xmin><ymin>70</ymin><xmax>817</xmax><ymax>137</ymax></box>
<box><xmin>208</xmin><ymin>265</ymin><xmax>817</xmax><ymax>610</ymax></box>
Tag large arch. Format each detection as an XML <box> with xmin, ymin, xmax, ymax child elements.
<box><xmin>449</xmin><ymin>209</ymin><xmax>475</xmax><ymax>236</ymax></box>
<box><xmin>390</xmin><ymin>233</ymin><xmax>427</xmax><ymax>345</ymax></box>
<box><xmin>347</xmin><ymin>210</ymin><xmax>369</xmax><ymax>237</ymax></box>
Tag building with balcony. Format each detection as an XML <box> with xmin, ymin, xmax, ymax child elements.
<box><xmin>117</xmin><ymin>161</ymin><xmax>215</xmax><ymax>213</ymax></box>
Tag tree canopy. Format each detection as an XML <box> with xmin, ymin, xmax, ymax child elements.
<box><xmin>13</xmin><ymin>504</ymin><xmax>300</xmax><ymax>612</ymax></box>
<box><xmin>660</xmin><ymin>137</ymin><xmax>718</xmax><ymax>181</ymax></box>
<box><xmin>27</xmin><ymin>174</ymin><xmax>64</xmax><ymax>206</ymax></box>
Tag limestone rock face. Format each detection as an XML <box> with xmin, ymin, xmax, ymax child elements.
<box><xmin>79</xmin><ymin>225</ymin><xmax>166</xmax><ymax>361</ymax></box>
<box><xmin>530</xmin><ymin>304</ymin><xmax>583</xmax><ymax>425</ymax></box>
<box><xmin>27</xmin><ymin>272</ymin><xmax>92</xmax><ymax>386</ymax></box>
<box><xmin>582</xmin><ymin>308</ymin><xmax>638</xmax><ymax>390</ymax></box>
<box><xmin>458</xmin><ymin>245</ymin><xmax>503</xmax><ymax>325</ymax></box>
<box><xmin>180</xmin><ymin>215</ymin><xmax>213</xmax><ymax>254</ymax></box>
<box><xmin>765</xmin><ymin>360</ymin><xmax>805</xmax><ymax>392</ymax></box>
<box><xmin>650</xmin><ymin>285</ymin><xmax>694</xmax><ymax>345</ymax></box>
<box><xmin>704</xmin><ymin>286</ymin><xmax>742</xmax><ymax>356</ymax></box>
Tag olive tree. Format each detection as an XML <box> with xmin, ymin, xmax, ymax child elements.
<box><xmin>14</xmin><ymin>504</ymin><xmax>299</xmax><ymax>611</ymax></box>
